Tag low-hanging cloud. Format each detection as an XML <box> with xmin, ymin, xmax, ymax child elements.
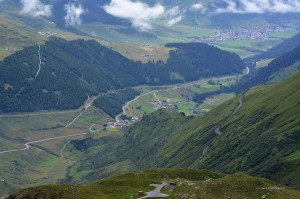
<box><xmin>191</xmin><ymin>2</ymin><xmax>203</xmax><ymax>10</ymax></box>
<box><xmin>103</xmin><ymin>0</ymin><xmax>165</xmax><ymax>31</ymax></box>
<box><xmin>164</xmin><ymin>6</ymin><xmax>185</xmax><ymax>26</ymax></box>
<box><xmin>20</xmin><ymin>0</ymin><xmax>52</xmax><ymax>17</ymax></box>
<box><xmin>64</xmin><ymin>3</ymin><xmax>85</xmax><ymax>26</ymax></box>
<box><xmin>103</xmin><ymin>0</ymin><xmax>183</xmax><ymax>31</ymax></box>
<box><xmin>217</xmin><ymin>0</ymin><xmax>300</xmax><ymax>14</ymax></box>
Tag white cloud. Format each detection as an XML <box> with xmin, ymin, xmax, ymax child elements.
<box><xmin>64</xmin><ymin>3</ymin><xmax>85</xmax><ymax>26</ymax></box>
<box><xmin>192</xmin><ymin>2</ymin><xmax>203</xmax><ymax>10</ymax></box>
<box><xmin>20</xmin><ymin>0</ymin><xmax>52</xmax><ymax>17</ymax></box>
<box><xmin>103</xmin><ymin>0</ymin><xmax>165</xmax><ymax>31</ymax></box>
<box><xmin>164</xmin><ymin>6</ymin><xmax>185</xmax><ymax>26</ymax></box>
<box><xmin>217</xmin><ymin>0</ymin><xmax>300</xmax><ymax>14</ymax></box>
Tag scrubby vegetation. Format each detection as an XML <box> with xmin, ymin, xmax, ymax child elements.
<box><xmin>7</xmin><ymin>169</ymin><xmax>300</xmax><ymax>199</ymax></box>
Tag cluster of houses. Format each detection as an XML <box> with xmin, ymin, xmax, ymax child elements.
<box><xmin>105</xmin><ymin>116</ymin><xmax>139</xmax><ymax>129</ymax></box>
<box><xmin>0</xmin><ymin>178</ymin><xmax>5</xmax><ymax>183</ymax></box>
<box><xmin>6</xmin><ymin>47</ymin><xmax>16</xmax><ymax>52</ymax></box>
<box><xmin>151</xmin><ymin>101</ymin><xmax>176</xmax><ymax>110</ymax></box>
<box><xmin>141</xmin><ymin>53</ymin><xmax>155</xmax><ymax>59</ymax></box>
<box><xmin>186</xmin><ymin>24</ymin><xmax>298</xmax><ymax>42</ymax></box>
<box><xmin>38</xmin><ymin>31</ymin><xmax>57</xmax><ymax>37</ymax></box>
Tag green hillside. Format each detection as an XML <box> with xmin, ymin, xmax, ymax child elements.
<box><xmin>67</xmin><ymin>72</ymin><xmax>300</xmax><ymax>190</ymax></box>
<box><xmin>6</xmin><ymin>169</ymin><xmax>300</xmax><ymax>199</ymax></box>
<box><xmin>0</xmin><ymin>37</ymin><xmax>245</xmax><ymax>113</ymax></box>
<box><xmin>249</xmin><ymin>32</ymin><xmax>300</xmax><ymax>62</ymax></box>
<box><xmin>0</xmin><ymin>16</ymin><xmax>44</xmax><ymax>60</ymax></box>
<box><xmin>231</xmin><ymin>45</ymin><xmax>300</xmax><ymax>92</ymax></box>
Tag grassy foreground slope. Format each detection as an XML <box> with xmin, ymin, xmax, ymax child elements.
<box><xmin>70</xmin><ymin>72</ymin><xmax>300</xmax><ymax>190</ymax></box>
<box><xmin>6</xmin><ymin>169</ymin><xmax>300</xmax><ymax>199</ymax></box>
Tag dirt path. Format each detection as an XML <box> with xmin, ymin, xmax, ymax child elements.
<box><xmin>34</xmin><ymin>45</ymin><xmax>42</xmax><ymax>78</ymax></box>
<box><xmin>195</xmin><ymin>96</ymin><xmax>244</xmax><ymax>161</ymax></box>
<box><xmin>154</xmin><ymin>91</ymin><xmax>162</xmax><ymax>105</ymax></box>
<box><xmin>141</xmin><ymin>183</ymin><xmax>169</xmax><ymax>198</ymax></box>
<box><xmin>214</xmin><ymin>96</ymin><xmax>243</xmax><ymax>136</ymax></box>
<box><xmin>89</xmin><ymin>124</ymin><xmax>104</xmax><ymax>133</ymax></box>
<box><xmin>233</xmin><ymin>96</ymin><xmax>243</xmax><ymax>115</ymax></box>
<box><xmin>0</xmin><ymin>133</ymin><xmax>88</xmax><ymax>155</ymax></box>
<box><xmin>65</xmin><ymin>95</ymin><xmax>102</xmax><ymax>127</ymax></box>
<box><xmin>0</xmin><ymin>94</ymin><xmax>104</xmax><ymax>156</ymax></box>
<box><xmin>60</xmin><ymin>140</ymin><xmax>70</xmax><ymax>159</ymax></box>
<box><xmin>15</xmin><ymin>46</ymin><xmax>42</xmax><ymax>97</ymax></box>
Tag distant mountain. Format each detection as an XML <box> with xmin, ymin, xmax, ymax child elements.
<box><xmin>6</xmin><ymin>169</ymin><xmax>300</xmax><ymax>199</ymax></box>
<box><xmin>1</xmin><ymin>0</ymin><xmax>300</xmax><ymax>35</ymax></box>
<box><xmin>233</xmin><ymin>45</ymin><xmax>300</xmax><ymax>92</ymax></box>
<box><xmin>248</xmin><ymin>32</ymin><xmax>300</xmax><ymax>62</ymax></box>
<box><xmin>0</xmin><ymin>37</ymin><xmax>245</xmax><ymax>113</ymax></box>
<box><xmin>68</xmin><ymin>72</ymin><xmax>300</xmax><ymax>190</ymax></box>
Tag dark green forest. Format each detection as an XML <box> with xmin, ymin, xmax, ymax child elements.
<box><xmin>93</xmin><ymin>88</ymin><xmax>139</xmax><ymax>118</ymax></box>
<box><xmin>0</xmin><ymin>37</ymin><xmax>245</xmax><ymax>113</ymax></box>
<box><xmin>230</xmin><ymin>45</ymin><xmax>300</xmax><ymax>93</ymax></box>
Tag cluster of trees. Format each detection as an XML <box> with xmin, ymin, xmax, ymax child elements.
<box><xmin>93</xmin><ymin>88</ymin><xmax>139</xmax><ymax>118</ymax></box>
<box><xmin>0</xmin><ymin>37</ymin><xmax>246</xmax><ymax>113</ymax></box>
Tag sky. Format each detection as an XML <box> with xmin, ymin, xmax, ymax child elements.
<box><xmin>1</xmin><ymin>0</ymin><xmax>300</xmax><ymax>30</ymax></box>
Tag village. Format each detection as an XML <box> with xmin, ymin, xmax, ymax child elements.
<box><xmin>104</xmin><ymin>100</ymin><xmax>176</xmax><ymax>128</ymax></box>
<box><xmin>186</xmin><ymin>24</ymin><xmax>298</xmax><ymax>42</ymax></box>
<box><xmin>151</xmin><ymin>101</ymin><xmax>176</xmax><ymax>110</ymax></box>
<box><xmin>104</xmin><ymin>116</ymin><xmax>139</xmax><ymax>129</ymax></box>
<box><xmin>38</xmin><ymin>31</ymin><xmax>57</xmax><ymax>37</ymax></box>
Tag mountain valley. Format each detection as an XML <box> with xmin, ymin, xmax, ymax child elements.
<box><xmin>0</xmin><ymin>0</ymin><xmax>300</xmax><ymax>198</ymax></box>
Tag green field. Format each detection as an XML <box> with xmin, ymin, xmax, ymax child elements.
<box><xmin>125</xmin><ymin>78</ymin><xmax>238</xmax><ymax>118</ymax></box>
<box><xmin>0</xmin><ymin>105</ymin><xmax>122</xmax><ymax>196</ymax></box>
<box><xmin>256</xmin><ymin>58</ymin><xmax>275</xmax><ymax>68</ymax></box>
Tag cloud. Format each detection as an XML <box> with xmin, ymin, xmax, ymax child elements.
<box><xmin>20</xmin><ymin>0</ymin><xmax>52</xmax><ymax>17</ymax></box>
<box><xmin>192</xmin><ymin>2</ymin><xmax>203</xmax><ymax>10</ymax></box>
<box><xmin>164</xmin><ymin>6</ymin><xmax>185</xmax><ymax>26</ymax></box>
<box><xmin>64</xmin><ymin>3</ymin><xmax>85</xmax><ymax>26</ymax></box>
<box><xmin>216</xmin><ymin>0</ymin><xmax>300</xmax><ymax>14</ymax></box>
<box><xmin>103</xmin><ymin>0</ymin><xmax>165</xmax><ymax>31</ymax></box>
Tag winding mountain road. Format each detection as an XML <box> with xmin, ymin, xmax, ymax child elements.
<box><xmin>200</xmin><ymin>96</ymin><xmax>244</xmax><ymax>158</ymax></box>
<box><xmin>141</xmin><ymin>183</ymin><xmax>169</xmax><ymax>198</ymax></box>
<box><xmin>0</xmin><ymin>133</ymin><xmax>89</xmax><ymax>155</ymax></box>
<box><xmin>0</xmin><ymin>95</ymin><xmax>102</xmax><ymax>156</ymax></box>
<box><xmin>34</xmin><ymin>45</ymin><xmax>42</xmax><ymax>78</ymax></box>
<box><xmin>116</xmin><ymin>75</ymin><xmax>234</xmax><ymax>120</ymax></box>
<box><xmin>0</xmin><ymin>75</ymin><xmax>240</xmax><ymax>156</ymax></box>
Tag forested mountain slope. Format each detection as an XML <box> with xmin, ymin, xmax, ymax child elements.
<box><xmin>69</xmin><ymin>72</ymin><xmax>300</xmax><ymax>190</ymax></box>
<box><xmin>249</xmin><ymin>32</ymin><xmax>300</xmax><ymax>62</ymax></box>
<box><xmin>232</xmin><ymin>45</ymin><xmax>300</xmax><ymax>93</ymax></box>
<box><xmin>0</xmin><ymin>37</ymin><xmax>245</xmax><ymax>113</ymax></box>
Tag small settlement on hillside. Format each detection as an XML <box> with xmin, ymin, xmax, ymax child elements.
<box><xmin>105</xmin><ymin>116</ymin><xmax>139</xmax><ymax>129</ymax></box>
<box><xmin>151</xmin><ymin>101</ymin><xmax>176</xmax><ymax>110</ymax></box>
